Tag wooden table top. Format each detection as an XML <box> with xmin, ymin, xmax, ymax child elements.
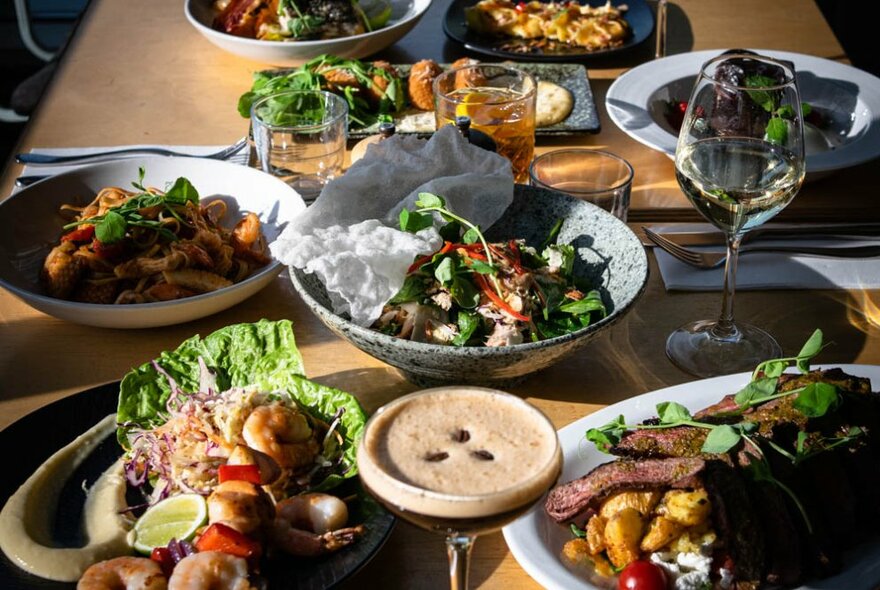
<box><xmin>1</xmin><ymin>0</ymin><xmax>879</xmax><ymax>588</ymax></box>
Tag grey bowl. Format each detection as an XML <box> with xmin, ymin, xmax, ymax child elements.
<box><xmin>290</xmin><ymin>185</ymin><xmax>649</xmax><ymax>386</ymax></box>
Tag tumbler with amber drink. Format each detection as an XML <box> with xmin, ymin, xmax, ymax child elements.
<box><xmin>433</xmin><ymin>64</ymin><xmax>537</xmax><ymax>183</ymax></box>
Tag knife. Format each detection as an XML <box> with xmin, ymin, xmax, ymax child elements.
<box><xmin>648</xmin><ymin>223</ymin><xmax>880</xmax><ymax>246</ymax></box>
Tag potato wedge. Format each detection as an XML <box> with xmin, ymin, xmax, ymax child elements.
<box><xmin>603</xmin><ymin>507</ymin><xmax>644</xmax><ymax>568</ymax></box>
<box><xmin>599</xmin><ymin>490</ymin><xmax>662</xmax><ymax>519</ymax></box>
<box><xmin>640</xmin><ymin>515</ymin><xmax>684</xmax><ymax>552</ymax></box>
<box><xmin>585</xmin><ymin>515</ymin><xmax>607</xmax><ymax>555</ymax></box>
<box><xmin>662</xmin><ymin>489</ymin><xmax>712</xmax><ymax>526</ymax></box>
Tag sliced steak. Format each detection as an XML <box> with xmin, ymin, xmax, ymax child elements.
<box><xmin>544</xmin><ymin>457</ymin><xmax>705</xmax><ymax>525</ymax></box>
<box><xmin>611</xmin><ymin>425</ymin><xmax>708</xmax><ymax>459</ymax></box>
<box><xmin>703</xmin><ymin>461</ymin><xmax>765</xmax><ymax>589</ymax></box>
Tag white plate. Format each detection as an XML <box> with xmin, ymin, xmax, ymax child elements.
<box><xmin>0</xmin><ymin>157</ymin><xmax>306</xmax><ymax>328</ymax></box>
<box><xmin>503</xmin><ymin>364</ymin><xmax>880</xmax><ymax>590</ymax></box>
<box><xmin>185</xmin><ymin>0</ymin><xmax>432</xmax><ymax>67</ymax></box>
<box><xmin>606</xmin><ymin>49</ymin><xmax>880</xmax><ymax>175</ymax></box>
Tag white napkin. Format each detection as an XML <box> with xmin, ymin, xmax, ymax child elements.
<box><xmin>16</xmin><ymin>145</ymin><xmax>250</xmax><ymax>192</ymax></box>
<box><xmin>652</xmin><ymin>223</ymin><xmax>880</xmax><ymax>291</ymax></box>
<box><xmin>270</xmin><ymin>125</ymin><xmax>515</xmax><ymax>326</ymax></box>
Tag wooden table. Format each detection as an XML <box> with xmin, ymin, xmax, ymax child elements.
<box><xmin>1</xmin><ymin>1</ymin><xmax>879</xmax><ymax>588</ymax></box>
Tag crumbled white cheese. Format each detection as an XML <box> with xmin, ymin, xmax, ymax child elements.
<box><xmin>650</xmin><ymin>551</ymin><xmax>712</xmax><ymax>590</ymax></box>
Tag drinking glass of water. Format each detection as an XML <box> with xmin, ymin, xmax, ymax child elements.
<box><xmin>250</xmin><ymin>90</ymin><xmax>348</xmax><ymax>202</ymax></box>
<box><xmin>666</xmin><ymin>52</ymin><xmax>806</xmax><ymax>377</ymax></box>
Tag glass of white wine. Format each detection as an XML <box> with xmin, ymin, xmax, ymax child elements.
<box><xmin>667</xmin><ymin>51</ymin><xmax>806</xmax><ymax>377</ymax></box>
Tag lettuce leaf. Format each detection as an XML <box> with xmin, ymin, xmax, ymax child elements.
<box><xmin>116</xmin><ymin>319</ymin><xmax>366</xmax><ymax>488</ymax></box>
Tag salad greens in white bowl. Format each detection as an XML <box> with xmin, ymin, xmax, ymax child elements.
<box><xmin>185</xmin><ymin>0</ymin><xmax>432</xmax><ymax>67</ymax></box>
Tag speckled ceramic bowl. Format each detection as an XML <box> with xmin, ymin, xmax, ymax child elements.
<box><xmin>290</xmin><ymin>185</ymin><xmax>649</xmax><ymax>386</ymax></box>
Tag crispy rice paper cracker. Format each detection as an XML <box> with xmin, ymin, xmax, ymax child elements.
<box><xmin>270</xmin><ymin>126</ymin><xmax>514</xmax><ymax>326</ymax></box>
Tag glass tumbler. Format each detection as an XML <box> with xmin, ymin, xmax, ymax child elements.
<box><xmin>250</xmin><ymin>90</ymin><xmax>348</xmax><ymax>201</ymax></box>
<box><xmin>529</xmin><ymin>149</ymin><xmax>634</xmax><ymax>221</ymax></box>
<box><xmin>433</xmin><ymin>64</ymin><xmax>537</xmax><ymax>183</ymax></box>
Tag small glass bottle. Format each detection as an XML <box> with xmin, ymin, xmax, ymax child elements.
<box><xmin>350</xmin><ymin>122</ymin><xmax>396</xmax><ymax>164</ymax></box>
<box><xmin>455</xmin><ymin>116</ymin><xmax>496</xmax><ymax>153</ymax></box>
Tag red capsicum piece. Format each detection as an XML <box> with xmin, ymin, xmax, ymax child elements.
<box><xmin>194</xmin><ymin>522</ymin><xmax>262</xmax><ymax>562</ymax></box>
<box><xmin>473</xmin><ymin>273</ymin><xmax>531</xmax><ymax>322</ymax></box>
<box><xmin>407</xmin><ymin>241</ymin><xmax>454</xmax><ymax>273</ymax></box>
<box><xmin>218</xmin><ymin>464</ymin><xmax>261</xmax><ymax>484</ymax></box>
<box><xmin>61</xmin><ymin>225</ymin><xmax>95</xmax><ymax>243</ymax></box>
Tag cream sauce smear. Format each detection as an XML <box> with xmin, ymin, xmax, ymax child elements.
<box><xmin>0</xmin><ymin>414</ymin><xmax>134</xmax><ymax>582</ymax></box>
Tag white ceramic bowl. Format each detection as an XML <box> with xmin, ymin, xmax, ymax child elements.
<box><xmin>185</xmin><ymin>0</ymin><xmax>432</xmax><ymax>67</ymax></box>
<box><xmin>606</xmin><ymin>49</ymin><xmax>880</xmax><ymax>176</ymax></box>
<box><xmin>0</xmin><ymin>157</ymin><xmax>306</xmax><ymax>328</ymax></box>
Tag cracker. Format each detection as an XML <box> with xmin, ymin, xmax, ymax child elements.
<box><xmin>536</xmin><ymin>81</ymin><xmax>574</xmax><ymax>127</ymax></box>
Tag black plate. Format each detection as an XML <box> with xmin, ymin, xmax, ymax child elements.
<box><xmin>0</xmin><ymin>383</ymin><xmax>395</xmax><ymax>590</ymax></box>
<box><xmin>443</xmin><ymin>0</ymin><xmax>654</xmax><ymax>62</ymax></box>
<box><xmin>261</xmin><ymin>62</ymin><xmax>599</xmax><ymax>137</ymax></box>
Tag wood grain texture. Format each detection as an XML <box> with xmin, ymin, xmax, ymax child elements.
<box><xmin>1</xmin><ymin>1</ymin><xmax>879</xmax><ymax>588</ymax></box>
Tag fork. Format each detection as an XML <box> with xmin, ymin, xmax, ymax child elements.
<box><xmin>15</xmin><ymin>137</ymin><xmax>248</xmax><ymax>165</ymax></box>
<box><xmin>645</xmin><ymin>227</ymin><xmax>880</xmax><ymax>269</ymax></box>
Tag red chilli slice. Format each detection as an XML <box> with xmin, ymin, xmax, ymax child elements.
<box><xmin>473</xmin><ymin>273</ymin><xmax>530</xmax><ymax>322</ymax></box>
<box><xmin>407</xmin><ymin>241</ymin><xmax>454</xmax><ymax>273</ymax></box>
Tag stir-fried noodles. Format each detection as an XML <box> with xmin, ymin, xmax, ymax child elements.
<box><xmin>41</xmin><ymin>173</ymin><xmax>271</xmax><ymax>304</ymax></box>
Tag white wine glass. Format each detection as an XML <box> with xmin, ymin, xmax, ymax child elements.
<box><xmin>667</xmin><ymin>52</ymin><xmax>806</xmax><ymax>377</ymax></box>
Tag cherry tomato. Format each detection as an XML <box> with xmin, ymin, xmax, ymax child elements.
<box><xmin>617</xmin><ymin>560</ymin><xmax>668</xmax><ymax>590</ymax></box>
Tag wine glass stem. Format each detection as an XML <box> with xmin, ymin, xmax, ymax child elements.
<box><xmin>446</xmin><ymin>534</ymin><xmax>476</xmax><ymax>590</ymax></box>
<box><xmin>712</xmin><ymin>233</ymin><xmax>743</xmax><ymax>340</ymax></box>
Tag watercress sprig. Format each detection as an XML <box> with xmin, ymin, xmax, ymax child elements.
<box><xmin>400</xmin><ymin>192</ymin><xmax>505</xmax><ymax>298</ymax></box>
<box><xmin>745</xmin><ymin>74</ymin><xmax>812</xmax><ymax>145</ymax></box>
<box><xmin>63</xmin><ymin>168</ymin><xmax>199</xmax><ymax>244</ymax></box>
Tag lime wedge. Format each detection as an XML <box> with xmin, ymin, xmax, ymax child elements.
<box><xmin>132</xmin><ymin>493</ymin><xmax>207</xmax><ymax>555</ymax></box>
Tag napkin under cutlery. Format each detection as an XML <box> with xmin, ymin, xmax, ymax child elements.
<box><xmin>13</xmin><ymin>144</ymin><xmax>251</xmax><ymax>193</ymax></box>
<box><xmin>651</xmin><ymin>223</ymin><xmax>880</xmax><ymax>291</ymax></box>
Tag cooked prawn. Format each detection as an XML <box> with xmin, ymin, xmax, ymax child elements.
<box><xmin>274</xmin><ymin>493</ymin><xmax>348</xmax><ymax>534</ymax></box>
<box><xmin>241</xmin><ymin>404</ymin><xmax>320</xmax><ymax>471</ymax></box>
<box><xmin>206</xmin><ymin>479</ymin><xmax>275</xmax><ymax>537</ymax></box>
<box><xmin>77</xmin><ymin>556</ymin><xmax>167</xmax><ymax>590</ymax></box>
<box><xmin>167</xmin><ymin>551</ymin><xmax>253</xmax><ymax>590</ymax></box>
<box><xmin>42</xmin><ymin>241</ymin><xmax>86</xmax><ymax>299</ymax></box>
<box><xmin>271</xmin><ymin>494</ymin><xmax>364</xmax><ymax>557</ymax></box>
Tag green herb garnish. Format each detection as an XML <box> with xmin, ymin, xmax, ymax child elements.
<box><xmin>64</xmin><ymin>168</ymin><xmax>199</xmax><ymax>244</ymax></box>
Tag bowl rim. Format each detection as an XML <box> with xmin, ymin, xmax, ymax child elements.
<box><xmin>184</xmin><ymin>0</ymin><xmax>434</xmax><ymax>49</ymax></box>
<box><xmin>0</xmin><ymin>156</ymin><xmax>301</xmax><ymax>317</ymax></box>
<box><xmin>289</xmin><ymin>190</ymin><xmax>649</xmax><ymax>356</ymax></box>
<box><xmin>605</xmin><ymin>48</ymin><xmax>880</xmax><ymax>174</ymax></box>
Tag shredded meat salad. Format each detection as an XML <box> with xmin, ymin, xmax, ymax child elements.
<box><xmin>372</xmin><ymin>194</ymin><xmax>606</xmax><ymax>346</ymax></box>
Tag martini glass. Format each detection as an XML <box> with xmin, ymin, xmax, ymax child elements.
<box><xmin>357</xmin><ymin>387</ymin><xmax>562</xmax><ymax>589</ymax></box>
<box><xmin>667</xmin><ymin>52</ymin><xmax>806</xmax><ymax>377</ymax></box>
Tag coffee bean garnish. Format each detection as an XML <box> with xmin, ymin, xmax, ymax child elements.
<box><xmin>453</xmin><ymin>429</ymin><xmax>471</xmax><ymax>443</ymax></box>
<box><xmin>425</xmin><ymin>451</ymin><xmax>449</xmax><ymax>462</ymax></box>
<box><xmin>471</xmin><ymin>450</ymin><xmax>494</xmax><ymax>461</ymax></box>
